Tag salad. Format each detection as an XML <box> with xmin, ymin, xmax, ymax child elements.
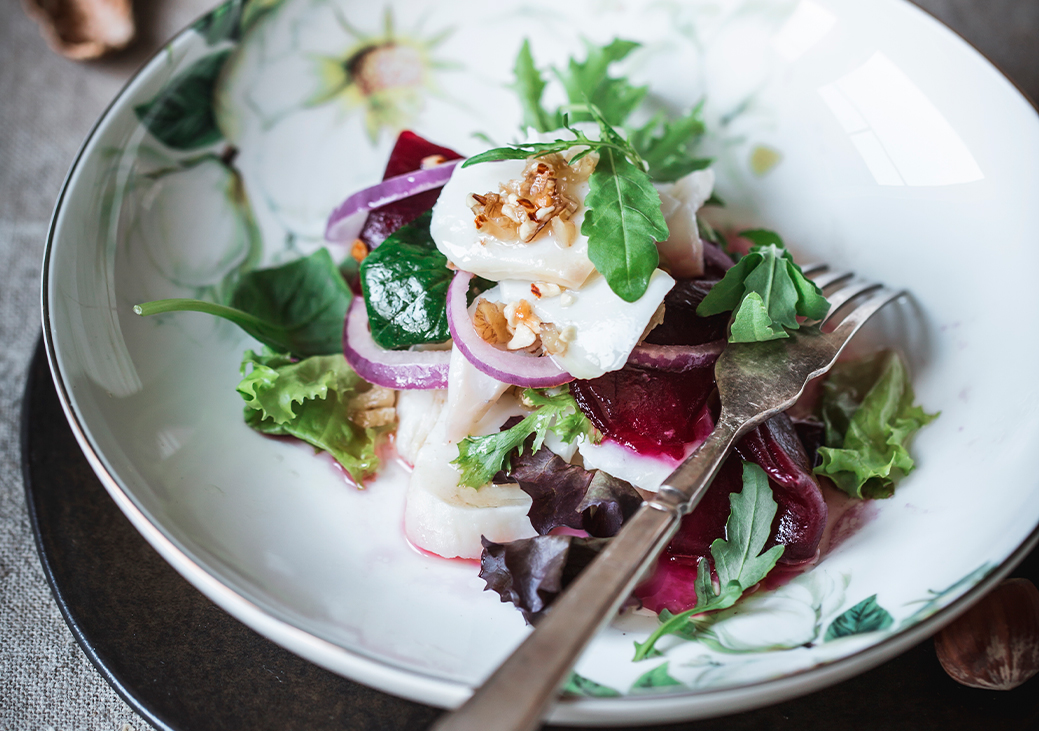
<box><xmin>136</xmin><ymin>39</ymin><xmax>935</xmax><ymax>662</ymax></box>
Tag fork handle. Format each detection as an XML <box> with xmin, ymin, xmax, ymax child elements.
<box><xmin>431</xmin><ymin>417</ymin><xmax>744</xmax><ymax>731</ymax></box>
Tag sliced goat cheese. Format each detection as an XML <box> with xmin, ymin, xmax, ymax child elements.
<box><xmin>403</xmin><ymin>365</ymin><xmax>536</xmax><ymax>559</ymax></box>
<box><xmin>487</xmin><ymin>269</ymin><xmax>675</xmax><ymax>380</ymax></box>
<box><xmin>429</xmin><ymin>129</ymin><xmax>598</xmax><ymax>289</ymax></box>
<box><xmin>655</xmin><ymin>168</ymin><xmax>715</xmax><ymax>278</ymax></box>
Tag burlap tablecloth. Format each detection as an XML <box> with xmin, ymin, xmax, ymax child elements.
<box><xmin>0</xmin><ymin>1</ymin><xmax>1035</xmax><ymax>728</ymax></box>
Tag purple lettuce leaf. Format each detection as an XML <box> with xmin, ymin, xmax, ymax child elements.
<box><xmin>479</xmin><ymin>535</ymin><xmax>609</xmax><ymax>625</ymax></box>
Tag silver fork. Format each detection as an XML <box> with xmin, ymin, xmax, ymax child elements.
<box><xmin>432</xmin><ymin>271</ymin><xmax>903</xmax><ymax>731</ymax></box>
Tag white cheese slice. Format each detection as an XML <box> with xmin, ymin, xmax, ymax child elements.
<box><xmin>655</xmin><ymin>168</ymin><xmax>715</xmax><ymax>278</ymax></box>
<box><xmin>430</xmin><ymin>153</ymin><xmax>595</xmax><ymax>289</ymax></box>
<box><xmin>488</xmin><ymin>269</ymin><xmax>675</xmax><ymax>380</ymax></box>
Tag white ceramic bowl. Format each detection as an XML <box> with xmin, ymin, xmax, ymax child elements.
<box><xmin>42</xmin><ymin>0</ymin><xmax>1039</xmax><ymax>724</ymax></box>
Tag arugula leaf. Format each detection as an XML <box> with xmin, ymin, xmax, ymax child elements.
<box><xmin>452</xmin><ymin>387</ymin><xmax>595</xmax><ymax>489</ymax></box>
<box><xmin>629</xmin><ymin>103</ymin><xmax>712</xmax><ymax>182</ymax></box>
<box><xmin>633</xmin><ymin>462</ymin><xmax>784</xmax><ymax>660</ymax></box>
<box><xmin>134</xmin><ymin>248</ymin><xmax>352</xmax><ymax>358</ymax></box>
<box><xmin>512</xmin><ymin>39</ymin><xmax>557</xmax><ymax>133</ymax></box>
<box><xmin>582</xmin><ymin>116</ymin><xmax>668</xmax><ymax>303</ymax></box>
<box><xmin>461</xmin><ymin>117</ymin><xmax>634</xmax><ymax>168</ymax></box>
<box><xmin>238</xmin><ymin>349</ymin><xmax>386</xmax><ymax>484</ymax></box>
<box><xmin>696</xmin><ymin>230</ymin><xmax>828</xmax><ymax>343</ymax></box>
<box><xmin>556</xmin><ymin>39</ymin><xmax>647</xmax><ymax>126</ymax></box>
<box><xmin>359</xmin><ymin>210</ymin><xmax>454</xmax><ymax>349</ymax></box>
<box><xmin>816</xmin><ymin>351</ymin><xmax>938</xmax><ymax>499</ymax></box>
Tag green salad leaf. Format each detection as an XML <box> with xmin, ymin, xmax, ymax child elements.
<box><xmin>629</xmin><ymin>103</ymin><xmax>711</xmax><ymax>183</ymax></box>
<box><xmin>453</xmin><ymin>387</ymin><xmax>597</xmax><ymax>489</ymax></box>
<box><xmin>359</xmin><ymin>210</ymin><xmax>454</xmax><ymax>350</ymax></box>
<box><xmin>512</xmin><ymin>39</ymin><xmax>557</xmax><ymax>133</ymax></box>
<box><xmin>466</xmin><ymin>111</ymin><xmax>667</xmax><ymax>303</ymax></box>
<box><xmin>134</xmin><ymin>248</ymin><xmax>352</xmax><ymax>358</ymax></box>
<box><xmin>556</xmin><ymin>38</ymin><xmax>647</xmax><ymax>127</ymax></box>
<box><xmin>238</xmin><ymin>349</ymin><xmax>386</xmax><ymax>485</ymax></box>
<box><xmin>815</xmin><ymin>350</ymin><xmax>938</xmax><ymax>499</ymax></box>
<box><xmin>696</xmin><ymin>230</ymin><xmax>828</xmax><ymax>342</ymax></box>
<box><xmin>633</xmin><ymin>462</ymin><xmax>785</xmax><ymax>660</ymax></box>
<box><xmin>582</xmin><ymin>117</ymin><xmax>667</xmax><ymax>302</ymax></box>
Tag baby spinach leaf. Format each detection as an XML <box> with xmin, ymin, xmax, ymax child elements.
<box><xmin>633</xmin><ymin>462</ymin><xmax>784</xmax><ymax>660</ymax></box>
<box><xmin>824</xmin><ymin>594</ymin><xmax>894</xmax><ymax>640</ymax></box>
<box><xmin>238</xmin><ymin>349</ymin><xmax>385</xmax><ymax>484</ymax></box>
<box><xmin>359</xmin><ymin>210</ymin><xmax>453</xmax><ymax>350</ymax></box>
<box><xmin>696</xmin><ymin>231</ymin><xmax>828</xmax><ymax>343</ymax></box>
<box><xmin>134</xmin><ymin>248</ymin><xmax>353</xmax><ymax>358</ymax></box>
<box><xmin>816</xmin><ymin>351</ymin><xmax>938</xmax><ymax>499</ymax></box>
<box><xmin>134</xmin><ymin>50</ymin><xmax>231</xmax><ymax>150</ymax></box>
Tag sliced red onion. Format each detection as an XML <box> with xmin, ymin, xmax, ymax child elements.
<box><xmin>702</xmin><ymin>239</ymin><xmax>735</xmax><ymax>272</ymax></box>
<box><xmin>325</xmin><ymin>160</ymin><xmax>461</xmax><ymax>243</ymax></box>
<box><xmin>447</xmin><ymin>271</ymin><xmax>574</xmax><ymax>388</ymax></box>
<box><xmin>343</xmin><ymin>297</ymin><xmax>450</xmax><ymax>389</ymax></box>
<box><xmin>627</xmin><ymin>341</ymin><xmax>724</xmax><ymax>371</ymax></box>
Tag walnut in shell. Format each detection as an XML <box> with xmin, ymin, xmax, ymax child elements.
<box><xmin>22</xmin><ymin>0</ymin><xmax>134</xmax><ymax>60</ymax></box>
<box><xmin>934</xmin><ymin>577</ymin><xmax>1039</xmax><ymax>690</ymax></box>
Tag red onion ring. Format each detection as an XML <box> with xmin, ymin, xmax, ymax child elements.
<box><xmin>627</xmin><ymin>340</ymin><xmax>724</xmax><ymax>371</ymax></box>
<box><xmin>325</xmin><ymin>160</ymin><xmax>461</xmax><ymax>243</ymax></box>
<box><xmin>446</xmin><ymin>271</ymin><xmax>574</xmax><ymax>388</ymax></box>
<box><xmin>343</xmin><ymin>297</ymin><xmax>450</xmax><ymax>389</ymax></box>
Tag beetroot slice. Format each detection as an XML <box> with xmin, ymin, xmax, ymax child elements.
<box><xmin>635</xmin><ymin>413</ymin><xmax>828</xmax><ymax>614</ymax></box>
<box><xmin>570</xmin><ymin>365</ymin><xmax>716</xmax><ymax>461</ymax></box>
<box><xmin>643</xmin><ymin>278</ymin><xmax>729</xmax><ymax>347</ymax></box>
<box><xmin>359</xmin><ymin>131</ymin><xmax>463</xmax><ymax>247</ymax></box>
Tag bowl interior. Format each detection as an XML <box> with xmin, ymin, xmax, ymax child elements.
<box><xmin>44</xmin><ymin>0</ymin><xmax>1039</xmax><ymax>722</ymax></box>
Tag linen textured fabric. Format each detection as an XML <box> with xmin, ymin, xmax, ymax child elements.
<box><xmin>0</xmin><ymin>0</ymin><xmax>1035</xmax><ymax>728</ymax></box>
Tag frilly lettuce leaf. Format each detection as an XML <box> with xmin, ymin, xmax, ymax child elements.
<box><xmin>453</xmin><ymin>387</ymin><xmax>596</xmax><ymax>489</ymax></box>
<box><xmin>238</xmin><ymin>349</ymin><xmax>388</xmax><ymax>485</ymax></box>
<box><xmin>815</xmin><ymin>350</ymin><xmax>938</xmax><ymax>499</ymax></box>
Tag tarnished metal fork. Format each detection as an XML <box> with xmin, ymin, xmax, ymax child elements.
<box><xmin>432</xmin><ymin>268</ymin><xmax>903</xmax><ymax>731</ymax></box>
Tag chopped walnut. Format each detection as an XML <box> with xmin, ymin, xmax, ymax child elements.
<box><xmin>467</xmin><ymin>152</ymin><xmax>595</xmax><ymax>246</ymax></box>
<box><xmin>472</xmin><ymin>296</ymin><xmax>576</xmax><ymax>356</ymax></box>
<box><xmin>540</xmin><ymin>322</ymin><xmax>576</xmax><ymax>356</ymax></box>
<box><xmin>473</xmin><ymin>299</ymin><xmax>511</xmax><ymax>345</ymax></box>
<box><xmin>348</xmin><ymin>386</ymin><xmax>397</xmax><ymax>428</ymax></box>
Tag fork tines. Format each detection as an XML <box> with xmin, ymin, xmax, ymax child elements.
<box><xmin>806</xmin><ymin>266</ymin><xmax>904</xmax><ymax>329</ymax></box>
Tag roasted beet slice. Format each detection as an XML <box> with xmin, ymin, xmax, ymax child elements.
<box><xmin>636</xmin><ymin>413</ymin><xmax>828</xmax><ymax>614</ymax></box>
<box><xmin>643</xmin><ymin>278</ymin><xmax>729</xmax><ymax>346</ymax></box>
<box><xmin>570</xmin><ymin>365</ymin><xmax>716</xmax><ymax>460</ymax></box>
<box><xmin>359</xmin><ymin>131</ymin><xmax>463</xmax><ymax>247</ymax></box>
<box><xmin>734</xmin><ymin>413</ymin><xmax>828</xmax><ymax>564</ymax></box>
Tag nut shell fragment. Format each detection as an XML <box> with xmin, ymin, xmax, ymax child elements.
<box><xmin>22</xmin><ymin>0</ymin><xmax>134</xmax><ymax>60</ymax></box>
<box><xmin>934</xmin><ymin>578</ymin><xmax>1039</xmax><ymax>690</ymax></box>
